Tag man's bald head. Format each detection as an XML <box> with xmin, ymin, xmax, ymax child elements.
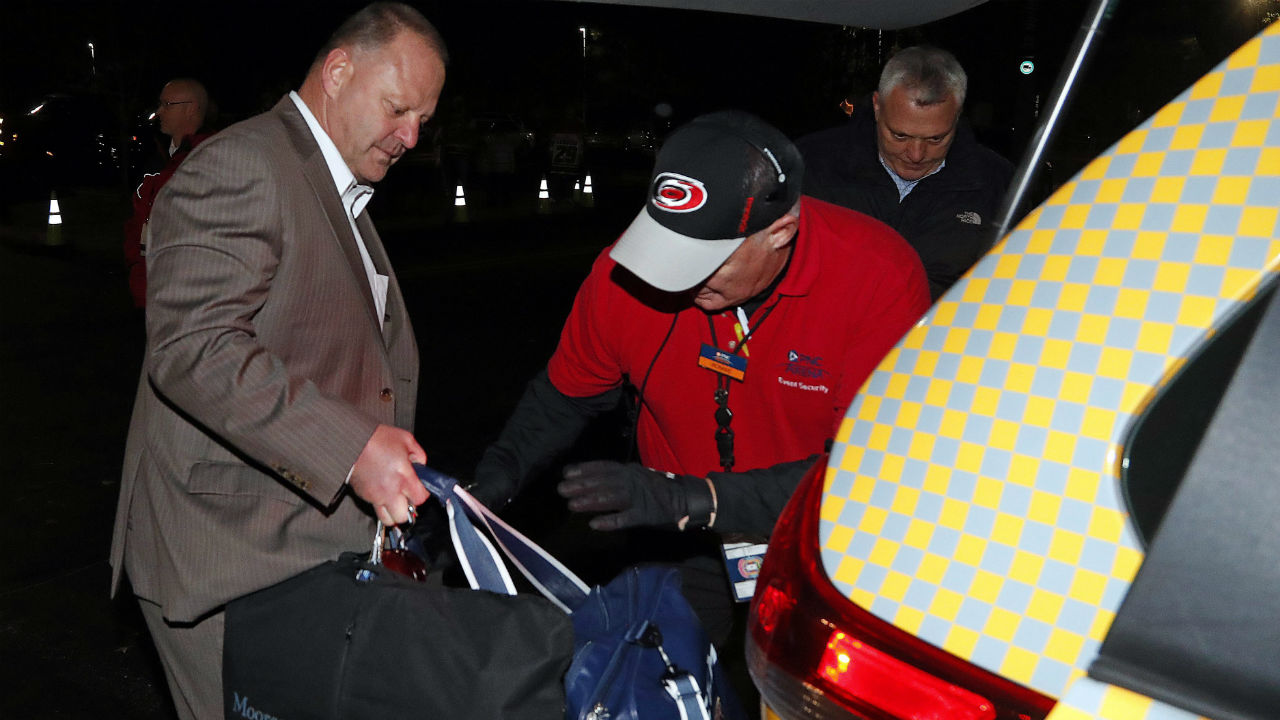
<box><xmin>157</xmin><ymin>78</ymin><xmax>209</xmax><ymax>144</ymax></box>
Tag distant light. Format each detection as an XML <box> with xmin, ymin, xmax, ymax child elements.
<box><xmin>148</xmin><ymin>112</ymin><xmax>156</xmax><ymax>121</ymax></box>
<box><xmin>29</xmin><ymin>103</ymin><xmax>45</xmax><ymax>115</ymax></box>
<box><xmin>579</xmin><ymin>26</ymin><xmax>586</xmax><ymax>57</ymax></box>
<box><xmin>1019</xmin><ymin>60</ymin><xmax>1035</xmax><ymax>75</ymax></box>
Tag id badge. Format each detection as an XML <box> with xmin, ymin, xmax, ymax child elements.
<box><xmin>698</xmin><ymin>343</ymin><xmax>747</xmax><ymax>381</ymax></box>
<box><xmin>721</xmin><ymin>539</ymin><xmax>768</xmax><ymax>603</ymax></box>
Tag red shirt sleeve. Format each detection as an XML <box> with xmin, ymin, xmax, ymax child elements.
<box><xmin>546</xmin><ymin>248</ymin><xmax>628</xmax><ymax>398</ymax></box>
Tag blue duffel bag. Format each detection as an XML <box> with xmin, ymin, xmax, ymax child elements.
<box><xmin>416</xmin><ymin>465</ymin><xmax>745</xmax><ymax>720</ymax></box>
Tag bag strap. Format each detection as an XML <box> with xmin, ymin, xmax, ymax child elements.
<box><xmin>663</xmin><ymin>674</ymin><xmax>712</xmax><ymax>720</ymax></box>
<box><xmin>415</xmin><ymin>464</ymin><xmax>591</xmax><ymax>613</ymax></box>
<box><xmin>414</xmin><ymin>465</ymin><xmax>517</xmax><ymax>595</ymax></box>
<box><xmin>630</xmin><ymin>621</ymin><xmax>712</xmax><ymax>720</ymax></box>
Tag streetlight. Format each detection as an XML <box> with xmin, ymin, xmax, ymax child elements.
<box><xmin>579</xmin><ymin>26</ymin><xmax>588</xmax><ymax>127</ymax></box>
<box><xmin>88</xmin><ymin>42</ymin><xmax>96</xmax><ymax>77</ymax></box>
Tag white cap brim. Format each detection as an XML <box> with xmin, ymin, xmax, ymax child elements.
<box><xmin>608</xmin><ymin>209</ymin><xmax>745</xmax><ymax>293</ymax></box>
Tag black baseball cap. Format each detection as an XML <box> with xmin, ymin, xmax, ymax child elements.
<box><xmin>609</xmin><ymin>110</ymin><xmax>804</xmax><ymax>292</ymax></box>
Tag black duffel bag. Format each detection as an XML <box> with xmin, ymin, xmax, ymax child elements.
<box><xmin>222</xmin><ymin>520</ymin><xmax>573</xmax><ymax>719</ymax></box>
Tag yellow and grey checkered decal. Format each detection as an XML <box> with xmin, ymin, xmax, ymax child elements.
<box><xmin>1043</xmin><ymin>677</ymin><xmax>1207</xmax><ymax>720</ymax></box>
<box><xmin>819</xmin><ymin>20</ymin><xmax>1280</xmax><ymax>702</ymax></box>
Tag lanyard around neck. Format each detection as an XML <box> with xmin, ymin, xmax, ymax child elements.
<box><xmin>705</xmin><ymin>299</ymin><xmax>780</xmax><ymax>471</ymax></box>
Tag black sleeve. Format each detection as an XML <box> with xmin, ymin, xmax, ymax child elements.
<box><xmin>470</xmin><ymin>369</ymin><xmax>622</xmax><ymax>509</ymax></box>
<box><xmin>706</xmin><ymin>454</ymin><xmax>823</xmax><ymax>537</ymax></box>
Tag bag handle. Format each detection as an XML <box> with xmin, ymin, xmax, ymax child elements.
<box><xmin>413</xmin><ymin>465</ymin><xmax>518</xmax><ymax>596</ymax></box>
<box><xmin>415</xmin><ymin>464</ymin><xmax>591</xmax><ymax>613</ymax></box>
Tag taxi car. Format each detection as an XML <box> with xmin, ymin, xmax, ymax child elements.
<box><xmin>746</xmin><ymin>16</ymin><xmax>1280</xmax><ymax>720</ymax></box>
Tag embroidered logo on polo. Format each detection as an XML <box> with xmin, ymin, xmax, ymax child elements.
<box><xmin>777</xmin><ymin>350</ymin><xmax>831</xmax><ymax>394</ymax></box>
<box><xmin>783</xmin><ymin>350</ymin><xmax>827</xmax><ymax>379</ymax></box>
<box><xmin>652</xmin><ymin>172</ymin><xmax>707</xmax><ymax>212</ymax></box>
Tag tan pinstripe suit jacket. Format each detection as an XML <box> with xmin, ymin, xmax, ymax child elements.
<box><xmin>110</xmin><ymin>97</ymin><xmax>419</xmax><ymax>622</ymax></box>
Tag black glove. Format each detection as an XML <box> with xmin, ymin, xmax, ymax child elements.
<box><xmin>463</xmin><ymin>471</ymin><xmax>517</xmax><ymax>512</ymax></box>
<box><xmin>557</xmin><ymin>460</ymin><xmax>716</xmax><ymax>532</ymax></box>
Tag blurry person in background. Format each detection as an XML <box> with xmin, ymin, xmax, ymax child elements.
<box><xmin>123</xmin><ymin>78</ymin><xmax>214</xmax><ymax>308</ymax></box>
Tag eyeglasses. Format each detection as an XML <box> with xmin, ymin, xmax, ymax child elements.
<box><xmin>157</xmin><ymin>100</ymin><xmax>193</xmax><ymax>109</ymax></box>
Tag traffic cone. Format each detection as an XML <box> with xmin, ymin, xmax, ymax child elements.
<box><xmin>581</xmin><ymin>174</ymin><xmax>594</xmax><ymax>209</ymax></box>
<box><xmin>45</xmin><ymin>191</ymin><xmax>65</xmax><ymax>247</ymax></box>
<box><xmin>453</xmin><ymin>184</ymin><xmax>468</xmax><ymax>223</ymax></box>
<box><xmin>537</xmin><ymin>175</ymin><xmax>551</xmax><ymax>215</ymax></box>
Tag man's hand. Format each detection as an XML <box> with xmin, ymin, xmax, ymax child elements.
<box><xmin>557</xmin><ymin>460</ymin><xmax>716</xmax><ymax>531</ymax></box>
<box><xmin>349</xmin><ymin>425</ymin><xmax>429</xmax><ymax>526</ymax></box>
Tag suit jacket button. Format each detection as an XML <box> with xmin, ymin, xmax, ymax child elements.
<box><xmin>379</xmin><ymin>388</ymin><xmax>393</xmax><ymax>402</ymax></box>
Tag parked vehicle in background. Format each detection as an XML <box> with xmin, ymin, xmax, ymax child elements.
<box><xmin>469</xmin><ymin>111</ymin><xmax>536</xmax><ymax>176</ymax></box>
<box><xmin>584</xmin><ymin>126</ymin><xmax>622</xmax><ymax>151</ymax></box>
<box><xmin>3</xmin><ymin>92</ymin><xmax>120</xmax><ymax>197</ymax></box>
<box><xmin>621</xmin><ymin>126</ymin><xmax>656</xmax><ymax>153</ymax></box>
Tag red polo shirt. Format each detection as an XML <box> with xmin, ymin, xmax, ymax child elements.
<box><xmin>548</xmin><ymin>196</ymin><xmax>930</xmax><ymax>477</ymax></box>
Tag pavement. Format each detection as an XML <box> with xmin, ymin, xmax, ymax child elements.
<box><xmin>0</xmin><ymin>166</ymin><xmax>652</xmax><ymax>718</ymax></box>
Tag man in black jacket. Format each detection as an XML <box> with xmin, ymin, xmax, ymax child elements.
<box><xmin>798</xmin><ymin>45</ymin><xmax>1013</xmax><ymax>301</ymax></box>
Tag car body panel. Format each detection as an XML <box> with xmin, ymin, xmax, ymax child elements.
<box><xmin>551</xmin><ymin>0</ymin><xmax>988</xmax><ymax>31</ymax></box>
<box><xmin>815</xmin><ymin>17</ymin><xmax>1280</xmax><ymax>711</ymax></box>
<box><xmin>1044</xmin><ymin>677</ymin><xmax>1207</xmax><ymax>720</ymax></box>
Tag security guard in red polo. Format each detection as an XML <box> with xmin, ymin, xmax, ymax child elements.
<box><xmin>471</xmin><ymin>110</ymin><xmax>930</xmax><ymax>646</ymax></box>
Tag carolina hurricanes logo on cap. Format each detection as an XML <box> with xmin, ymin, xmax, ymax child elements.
<box><xmin>651</xmin><ymin>172</ymin><xmax>707</xmax><ymax>213</ymax></box>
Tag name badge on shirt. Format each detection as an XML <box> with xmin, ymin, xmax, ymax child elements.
<box><xmin>698</xmin><ymin>343</ymin><xmax>747</xmax><ymax>381</ymax></box>
<box><xmin>722</xmin><ymin>540</ymin><xmax>768</xmax><ymax>603</ymax></box>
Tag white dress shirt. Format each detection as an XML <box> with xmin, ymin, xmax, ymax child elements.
<box><xmin>289</xmin><ymin>91</ymin><xmax>389</xmax><ymax>333</ymax></box>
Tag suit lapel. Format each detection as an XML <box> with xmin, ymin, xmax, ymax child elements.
<box><xmin>359</xmin><ymin>209</ymin><xmax>418</xmax><ymax>392</ymax></box>
<box><xmin>277</xmin><ymin>99</ymin><xmax>384</xmax><ymax>331</ymax></box>
<box><xmin>356</xmin><ymin>211</ymin><xmax>401</xmax><ymax>348</ymax></box>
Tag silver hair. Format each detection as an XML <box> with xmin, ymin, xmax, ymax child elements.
<box><xmin>878</xmin><ymin>45</ymin><xmax>967</xmax><ymax>107</ymax></box>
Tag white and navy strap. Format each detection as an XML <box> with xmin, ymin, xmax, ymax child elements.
<box><xmin>414</xmin><ymin>465</ymin><xmax>516</xmax><ymax>595</ymax></box>
<box><xmin>451</xmin><ymin>481</ymin><xmax>591</xmax><ymax>612</ymax></box>
<box><xmin>629</xmin><ymin>620</ymin><xmax>711</xmax><ymax>720</ymax></box>
<box><xmin>662</xmin><ymin>674</ymin><xmax>710</xmax><ymax>720</ymax></box>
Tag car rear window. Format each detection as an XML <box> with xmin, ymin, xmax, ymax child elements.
<box><xmin>1121</xmin><ymin>281</ymin><xmax>1278</xmax><ymax>545</ymax></box>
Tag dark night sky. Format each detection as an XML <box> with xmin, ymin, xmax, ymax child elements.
<box><xmin>0</xmin><ymin>1</ymin><xmax>1066</xmax><ymax>113</ymax></box>
<box><xmin>1</xmin><ymin>0</ymin><xmax>1275</xmax><ymax>180</ymax></box>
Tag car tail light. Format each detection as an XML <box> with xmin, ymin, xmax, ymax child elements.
<box><xmin>818</xmin><ymin>631</ymin><xmax>994</xmax><ymax>720</ymax></box>
<box><xmin>747</xmin><ymin>456</ymin><xmax>1055</xmax><ymax>720</ymax></box>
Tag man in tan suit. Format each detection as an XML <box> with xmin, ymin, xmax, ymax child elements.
<box><xmin>110</xmin><ymin>4</ymin><xmax>447</xmax><ymax>717</ymax></box>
